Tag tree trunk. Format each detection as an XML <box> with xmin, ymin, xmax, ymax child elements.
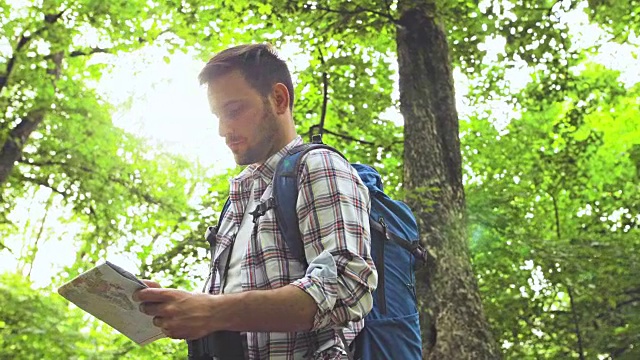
<box><xmin>395</xmin><ymin>2</ymin><xmax>500</xmax><ymax>359</ymax></box>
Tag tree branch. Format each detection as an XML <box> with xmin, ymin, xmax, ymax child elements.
<box><xmin>0</xmin><ymin>241</ymin><xmax>15</xmax><ymax>255</ymax></box>
<box><xmin>19</xmin><ymin>158</ymin><xmax>182</xmax><ymax>213</ymax></box>
<box><xmin>68</xmin><ymin>47</ymin><xmax>112</xmax><ymax>57</ymax></box>
<box><xmin>305</xmin><ymin>8</ymin><xmax>331</xmax><ymax>29</ymax></box>
<box><xmin>307</xmin><ymin>124</ymin><xmax>404</xmax><ymax>153</ymax></box>
<box><xmin>566</xmin><ymin>286</ymin><xmax>586</xmax><ymax>360</ymax></box>
<box><xmin>0</xmin><ymin>9</ymin><xmax>67</xmax><ymax>93</ymax></box>
<box><xmin>551</xmin><ymin>193</ymin><xmax>562</xmax><ymax>240</ymax></box>
<box><xmin>51</xmin><ymin>29</ymin><xmax>173</xmax><ymax>62</ymax></box>
<box><xmin>107</xmin><ymin>344</ymin><xmax>137</xmax><ymax>359</ymax></box>
<box><xmin>303</xmin><ymin>3</ymin><xmax>399</xmax><ymax>24</ymax></box>
<box><xmin>0</xmin><ymin>34</ymin><xmax>30</xmax><ymax>92</ymax></box>
<box><xmin>25</xmin><ymin>191</ymin><xmax>54</xmax><ymax>279</ymax></box>
<box><xmin>43</xmin><ymin>9</ymin><xmax>67</xmax><ymax>24</ymax></box>
<box><xmin>614</xmin><ymin>297</ymin><xmax>640</xmax><ymax>310</ymax></box>
<box><xmin>19</xmin><ymin>175</ymin><xmax>67</xmax><ymax>196</ymax></box>
<box><xmin>67</xmin><ymin>28</ymin><xmax>172</xmax><ymax>58</ymax></box>
<box><xmin>307</xmin><ymin>124</ymin><xmax>372</xmax><ymax>146</ymax></box>
<box><xmin>624</xmin><ymin>287</ymin><xmax>640</xmax><ymax>296</ymax></box>
<box><xmin>309</xmin><ymin>124</ymin><xmax>385</xmax><ymax>147</ymax></box>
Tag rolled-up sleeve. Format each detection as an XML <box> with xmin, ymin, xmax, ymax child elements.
<box><xmin>289</xmin><ymin>150</ymin><xmax>378</xmax><ymax>330</ymax></box>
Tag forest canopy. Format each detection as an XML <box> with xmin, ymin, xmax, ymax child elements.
<box><xmin>1</xmin><ymin>0</ymin><xmax>638</xmax><ymax>358</ymax></box>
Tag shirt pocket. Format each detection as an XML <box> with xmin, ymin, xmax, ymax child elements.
<box><xmin>248</xmin><ymin>210</ymin><xmax>305</xmax><ymax>288</ymax></box>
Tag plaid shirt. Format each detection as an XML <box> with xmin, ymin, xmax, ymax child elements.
<box><xmin>206</xmin><ymin>136</ymin><xmax>377</xmax><ymax>359</ymax></box>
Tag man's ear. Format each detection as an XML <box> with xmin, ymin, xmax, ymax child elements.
<box><xmin>271</xmin><ymin>83</ymin><xmax>290</xmax><ymax>115</ymax></box>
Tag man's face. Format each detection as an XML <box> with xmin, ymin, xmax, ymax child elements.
<box><xmin>208</xmin><ymin>71</ymin><xmax>279</xmax><ymax>165</ymax></box>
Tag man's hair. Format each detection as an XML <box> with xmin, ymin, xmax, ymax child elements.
<box><xmin>198</xmin><ymin>43</ymin><xmax>294</xmax><ymax>111</ymax></box>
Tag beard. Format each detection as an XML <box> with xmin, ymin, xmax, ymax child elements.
<box><xmin>234</xmin><ymin>102</ymin><xmax>280</xmax><ymax>165</ymax></box>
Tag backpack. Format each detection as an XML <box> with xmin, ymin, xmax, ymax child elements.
<box><xmin>212</xmin><ymin>136</ymin><xmax>425</xmax><ymax>360</ymax></box>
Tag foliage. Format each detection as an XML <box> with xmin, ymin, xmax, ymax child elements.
<box><xmin>465</xmin><ymin>61</ymin><xmax>640</xmax><ymax>358</ymax></box>
<box><xmin>0</xmin><ymin>272</ymin><xmax>186</xmax><ymax>359</ymax></box>
<box><xmin>0</xmin><ymin>0</ymin><xmax>639</xmax><ymax>358</ymax></box>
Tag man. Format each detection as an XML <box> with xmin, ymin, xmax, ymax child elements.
<box><xmin>133</xmin><ymin>43</ymin><xmax>377</xmax><ymax>359</ymax></box>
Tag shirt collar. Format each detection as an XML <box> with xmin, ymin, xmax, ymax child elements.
<box><xmin>234</xmin><ymin>135</ymin><xmax>304</xmax><ymax>184</ymax></box>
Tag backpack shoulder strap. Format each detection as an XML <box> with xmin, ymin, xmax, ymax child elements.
<box><xmin>271</xmin><ymin>141</ymin><xmax>347</xmax><ymax>267</ymax></box>
<box><xmin>203</xmin><ymin>197</ymin><xmax>232</xmax><ymax>293</ymax></box>
<box><xmin>219</xmin><ymin>197</ymin><xmax>232</xmax><ymax>226</ymax></box>
<box><xmin>205</xmin><ymin>197</ymin><xmax>231</xmax><ymax>248</ymax></box>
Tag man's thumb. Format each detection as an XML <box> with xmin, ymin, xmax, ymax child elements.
<box><xmin>142</xmin><ymin>280</ymin><xmax>162</xmax><ymax>288</ymax></box>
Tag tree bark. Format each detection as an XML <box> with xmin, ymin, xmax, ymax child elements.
<box><xmin>395</xmin><ymin>2</ymin><xmax>500</xmax><ymax>359</ymax></box>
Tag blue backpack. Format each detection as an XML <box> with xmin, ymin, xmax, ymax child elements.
<box><xmin>216</xmin><ymin>136</ymin><xmax>425</xmax><ymax>360</ymax></box>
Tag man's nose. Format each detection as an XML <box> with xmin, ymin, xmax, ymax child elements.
<box><xmin>218</xmin><ymin>117</ymin><xmax>231</xmax><ymax>138</ymax></box>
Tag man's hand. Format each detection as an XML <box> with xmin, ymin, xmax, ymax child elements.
<box><xmin>133</xmin><ymin>287</ymin><xmax>218</xmax><ymax>340</ymax></box>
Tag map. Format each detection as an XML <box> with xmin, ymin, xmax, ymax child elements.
<box><xmin>58</xmin><ymin>262</ymin><xmax>166</xmax><ymax>346</ymax></box>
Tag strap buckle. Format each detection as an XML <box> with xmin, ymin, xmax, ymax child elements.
<box><xmin>250</xmin><ymin>197</ymin><xmax>276</xmax><ymax>223</ymax></box>
<box><xmin>204</xmin><ymin>226</ymin><xmax>217</xmax><ymax>247</ymax></box>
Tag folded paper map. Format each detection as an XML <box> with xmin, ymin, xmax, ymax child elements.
<box><xmin>57</xmin><ymin>261</ymin><xmax>166</xmax><ymax>346</ymax></box>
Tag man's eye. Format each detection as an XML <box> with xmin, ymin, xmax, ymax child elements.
<box><xmin>226</xmin><ymin>107</ymin><xmax>243</xmax><ymax>118</ymax></box>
